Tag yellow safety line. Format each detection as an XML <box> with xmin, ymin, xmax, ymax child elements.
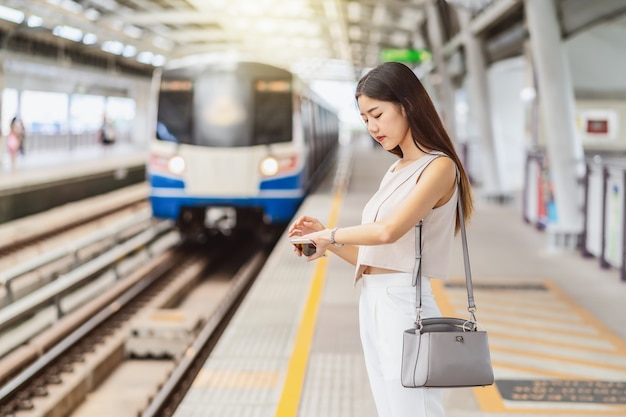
<box><xmin>274</xmin><ymin>183</ymin><xmax>345</xmax><ymax>417</ymax></box>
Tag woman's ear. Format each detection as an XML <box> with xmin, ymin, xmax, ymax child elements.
<box><xmin>398</xmin><ymin>103</ymin><xmax>407</xmax><ymax>117</ymax></box>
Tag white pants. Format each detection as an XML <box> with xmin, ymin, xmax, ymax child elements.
<box><xmin>359</xmin><ymin>273</ymin><xmax>445</xmax><ymax>417</ymax></box>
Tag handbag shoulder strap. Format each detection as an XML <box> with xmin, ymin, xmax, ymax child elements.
<box><xmin>414</xmin><ymin>169</ymin><xmax>476</xmax><ymax>324</ymax></box>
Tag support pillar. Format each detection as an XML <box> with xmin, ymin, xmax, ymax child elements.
<box><xmin>425</xmin><ymin>0</ymin><xmax>456</xmax><ymax>140</ymax></box>
<box><xmin>457</xmin><ymin>8</ymin><xmax>506</xmax><ymax>199</ymax></box>
<box><xmin>525</xmin><ymin>0</ymin><xmax>585</xmax><ymax>246</ymax></box>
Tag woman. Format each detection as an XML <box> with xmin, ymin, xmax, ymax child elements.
<box><xmin>288</xmin><ymin>62</ymin><xmax>473</xmax><ymax>417</ymax></box>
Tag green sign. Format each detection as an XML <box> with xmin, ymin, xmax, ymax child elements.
<box><xmin>380</xmin><ymin>48</ymin><xmax>431</xmax><ymax>64</ymax></box>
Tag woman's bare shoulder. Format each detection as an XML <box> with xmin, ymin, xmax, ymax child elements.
<box><xmin>425</xmin><ymin>155</ymin><xmax>456</xmax><ymax>179</ymax></box>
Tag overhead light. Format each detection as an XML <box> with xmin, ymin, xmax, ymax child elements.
<box><xmin>53</xmin><ymin>25</ymin><xmax>83</xmax><ymax>42</ymax></box>
<box><xmin>102</xmin><ymin>40</ymin><xmax>125</xmax><ymax>55</ymax></box>
<box><xmin>152</xmin><ymin>55</ymin><xmax>166</xmax><ymax>67</ymax></box>
<box><xmin>123</xmin><ymin>25</ymin><xmax>143</xmax><ymax>39</ymax></box>
<box><xmin>60</xmin><ymin>0</ymin><xmax>82</xmax><ymax>14</ymax></box>
<box><xmin>84</xmin><ymin>8</ymin><xmax>100</xmax><ymax>21</ymax></box>
<box><xmin>123</xmin><ymin>45</ymin><xmax>137</xmax><ymax>57</ymax></box>
<box><xmin>27</xmin><ymin>15</ymin><xmax>43</xmax><ymax>27</ymax></box>
<box><xmin>152</xmin><ymin>36</ymin><xmax>174</xmax><ymax>51</ymax></box>
<box><xmin>83</xmin><ymin>33</ymin><xmax>98</xmax><ymax>45</ymax></box>
<box><xmin>445</xmin><ymin>0</ymin><xmax>495</xmax><ymax>11</ymax></box>
<box><xmin>137</xmin><ymin>51</ymin><xmax>154</xmax><ymax>64</ymax></box>
<box><xmin>0</xmin><ymin>5</ymin><xmax>25</xmax><ymax>24</ymax></box>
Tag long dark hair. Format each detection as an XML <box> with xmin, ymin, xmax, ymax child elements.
<box><xmin>355</xmin><ymin>61</ymin><xmax>473</xmax><ymax>230</ymax></box>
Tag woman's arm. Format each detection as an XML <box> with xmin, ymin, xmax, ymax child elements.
<box><xmin>301</xmin><ymin>157</ymin><xmax>456</xmax><ymax>261</ymax></box>
<box><xmin>288</xmin><ymin>216</ymin><xmax>360</xmax><ymax>265</ymax></box>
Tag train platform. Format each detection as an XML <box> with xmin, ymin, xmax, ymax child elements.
<box><xmin>173</xmin><ymin>143</ymin><xmax>626</xmax><ymax>417</ymax></box>
<box><xmin>0</xmin><ymin>143</ymin><xmax>148</xmax><ymax>223</ymax></box>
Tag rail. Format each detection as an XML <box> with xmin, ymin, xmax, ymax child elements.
<box><xmin>0</xmin><ymin>210</ymin><xmax>152</xmax><ymax>303</ymax></box>
<box><xmin>140</xmin><ymin>251</ymin><xmax>267</xmax><ymax>417</ymax></box>
<box><xmin>0</xmin><ymin>219</ymin><xmax>175</xmax><ymax>332</ymax></box>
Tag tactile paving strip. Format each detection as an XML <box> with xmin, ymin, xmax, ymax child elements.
<box><xmin>173</xmin><ymin>192</ymin><xmax>335</xmax><ymax>417</ymax></box>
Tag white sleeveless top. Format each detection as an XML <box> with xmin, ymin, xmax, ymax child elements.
<box><xmin>355</xmin><ymin>151</ymin><xmax>458</xmax><ymax>283</ymax></box>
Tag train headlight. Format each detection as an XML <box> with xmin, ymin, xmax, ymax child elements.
<box><xmin>260</xmin><ymin>156</ymin><xmax>279</xmax><ymax>176</ymax></box>
<box><xmin>168</xmin><ymin>155</ymin><xmax>186</xmax><ymax>175</ymax></box>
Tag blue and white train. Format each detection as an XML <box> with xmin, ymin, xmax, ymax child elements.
<box><xmin>148</xmin><ymin>61</ymin><xmax>339</xmax><ymax>240</ymax></box>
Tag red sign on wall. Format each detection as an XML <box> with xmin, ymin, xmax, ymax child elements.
<box><xmin>587</xmin><ymin>119</ymin><xmax>608</xmax><ymax>134</ymax></box>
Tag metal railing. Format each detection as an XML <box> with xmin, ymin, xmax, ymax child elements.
<box><xmin>523</xmin><ymin>149</ymin><xmax>626</xmax><ymax>282</ymax></box>
<box><xmin>0</xmin><ymin>217</ymin><xmax>175</xmax><ymax>332</ymax></box>
<box><xmin>582</xmin><ymin>157</ymin><xmax>626</xmax><ymax>281</ymax></box>
<box><xmin>21</xmin><ymin>130</ymin><xmax>131</xmax><ymax>154</ymax></box>
<box><xmin>0</xmin><ymin>210</ymin><xmax>152</xmax><ymax>304</ymax></box>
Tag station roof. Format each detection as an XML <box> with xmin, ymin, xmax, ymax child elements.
<box><xmin>0</xmin><ymin>0</ymin><xmax>494</xmax><ymax>81</ymax></box>
<box><xmin>2</xmin><ymin>1</ymin><xmax>623</xmax><ymax>83</ymax></box>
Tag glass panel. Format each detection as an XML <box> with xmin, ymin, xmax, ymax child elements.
<box><xmin>157</xmin><ymin>88</ymin><xmax>193</xmax><ymax>143</ymax></box>
<box><xmin>195</xmin><ymin>73</ymin><xmax>250</xmax><ymax>147</ymax></box>
<box><xmin>253</xmin><ymin>89</ymin><xmax>292</xmax><ymax>145</ymax></box>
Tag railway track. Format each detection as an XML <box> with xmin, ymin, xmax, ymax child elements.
<box><xmin>0</xmin><ymin>185</ymin><xmax>280</xmax><ymax>416</ymax></box>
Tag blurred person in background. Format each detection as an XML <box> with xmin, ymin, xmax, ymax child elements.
<box><xmin>16</xmin><ymin>118</ymin><xmax>26</xmax><ymax>155</ymax></box>
<box><xmin>6</xmin><ymin>117</ymin><xmax>23</xmax><ymax>171</ymax></box>
<box><xmin>99</xmin><ymin>115</ymin><xmax>116</xmax><ymax>146</ymax></box>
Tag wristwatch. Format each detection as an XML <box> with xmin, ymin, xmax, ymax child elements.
<box><xmin>330</xmin><ymin>227</ymin><xmax>344</xmax><ymax>247</ymax></box>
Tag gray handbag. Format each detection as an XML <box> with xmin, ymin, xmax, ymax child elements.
<box><xmin>401</xmin><ymin>186</ymin><xmax>494</xmax><ymax>388</ymax></box>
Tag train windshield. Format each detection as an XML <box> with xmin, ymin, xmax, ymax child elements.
<box><xmin>252</xmin><ymin>80</ymin><xmax>292</xmax><ymax>145</ymax></box>
<box><xmin>156</xmin><ymin>72</ymin><xmax>292</xmax><ymax>147</ymax></box>
<box><xmin>157</xmin><ymin>80</ymin><xmax>193</xmax><ymax>143</ymax></box>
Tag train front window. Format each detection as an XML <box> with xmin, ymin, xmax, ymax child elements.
<box><xmin>253</xmin><ymin>80</ymin><xmax>292</xmax><ymax>145</ymax></box>
<box><xmin>157</xmin><ymin>85</ymin><xmax>193</xmax><ymax>143</ymax></box>
<box><xmin>195</xmin><ymin>74</ymin><xmax>250</xmax><ymax>147</ymax></box>
<box><xmin>157</xmin><ymin>69</ymin><xmax>293</xmax><ymax>147</ymax></box>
